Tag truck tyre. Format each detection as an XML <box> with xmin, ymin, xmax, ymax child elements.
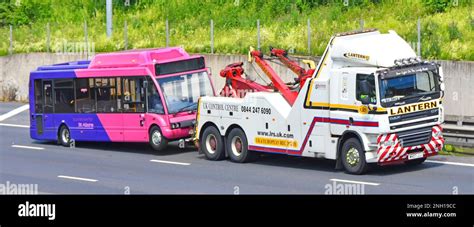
<box><xmin>201</xmin><ymin>126</ymin><xmax>226</xmax><ymax>160</ymax></box>
<box><xmin>405</xmin><ymin>157</ymin><xmax>426</xmax><ymax>166</ymax></box>
<box><xmin>149</xmin><ymin>126</ymin><xmax>168</xmax><ymax>151</ymax></box>
<box><xmin>58</xmin><ymin>125</ymin><xmax>72</xmax><ymax>147</ymax></box>
<box><xmin>341</xmin><ymin>138</ymin><xmax>368</xmax><ymax>175</ymax></box>
<box><xmin>226</xmin><ymin>128</ymin><xmax>255</xmax><ymax>163</ymax></box>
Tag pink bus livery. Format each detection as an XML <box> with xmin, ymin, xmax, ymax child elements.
<box><xmin>29</xmin><ymin>47</ymin><xmax>215</xmax><ymax>151</ymax></box>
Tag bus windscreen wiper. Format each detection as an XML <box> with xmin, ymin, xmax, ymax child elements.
<box><xmin>175</xmin><ymin>103</ymin><xmax>197</xmax><ymax>113</ymax></box>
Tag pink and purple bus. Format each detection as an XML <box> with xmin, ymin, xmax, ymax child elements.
<box><xmin>29</xmin><ymin>47</ymin><xmax>215</xmax><ymax>151</ymax></box>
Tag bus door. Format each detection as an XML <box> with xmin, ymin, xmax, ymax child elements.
<box><xmin>122</xmin><ymin>77</ymin><xmax>148</xmax><ymax>142</ymax></box>
<box><xmin>31</xmin><ymin>80</ymin><xmax>55</xmax><ymax>136</ymax></box>
<box><xmin>32</xmin><ymin>79</ymin><xmax>44</xmax><ymax>135</ymax></box>
<box><xmin>42</xmin><ymin>80</ymin><xmax>55</xmax><ymax>135</ymax></box>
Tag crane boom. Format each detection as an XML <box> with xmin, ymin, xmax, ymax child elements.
<box><xmin>269</xmin><ymin>47</ymin><xmax>315</xmax><ymax>88</ymax></box>
<box><xmin>249</xmin><ymin>48</ymin><xmax>298</xmax><ymax>105</ymax></box>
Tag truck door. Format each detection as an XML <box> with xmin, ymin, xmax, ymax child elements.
<box><xmin>302</xmin><ymin>79</ymin><xmax>331</xmax><ymax>155</ymax></box>
<box><xmin>329</xmin><ymin>71</ymin><xmax>357</xmax><ymax>135</ymax></box>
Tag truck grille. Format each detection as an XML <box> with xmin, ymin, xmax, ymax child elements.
<box><xmin>390</xmin><ymin>118</ymin><xmax>438</xmax><ymax>130</ymax></box>
<box><xmin>389</xmin><ymin>108</ymin><xmax>439</xmax><ymax>124</ymax></box>
<box><xmin>397</xmin><ymin>126</ymin><xmax>432</xmax><ymax>147</ymax></box>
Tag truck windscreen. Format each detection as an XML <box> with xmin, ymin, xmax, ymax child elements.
<box><xmin>379</xmin><ymin>70</ymin><xmax>441</xmax><ymax>107</ymax></box>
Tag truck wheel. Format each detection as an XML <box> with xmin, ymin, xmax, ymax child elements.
<box><xmin>341</xmin><ymin>138</ymin><xmax>368</xmax><ymax>175</ymax></box>
<box><xmin>405</xmin><ymin>157</ymin><xmax>426</xmax><ymax>166</ymax></box>
<box><xmin>200</xmin><ymin>126</ymin><xmax>226</xmax><ymax>160</ymax></box>
<box><xmin>149</xmin><ymin>126</ymin><xmax>168</xmax><ymax>151</ymax></box>
<box><xmin>226</xmin><ymin>128</ymin><xmax>255</xmax><ymax>163</ymax></box>
<box><xmin>59</xmin><ymin>125</ymin><xmax>72</xmax><ymax>147</ymax></box>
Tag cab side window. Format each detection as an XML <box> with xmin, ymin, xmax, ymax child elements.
<box><xmin>356</xmin><ymin>74</ymin><xmax>377</xmax><ymax>104</ymax></box>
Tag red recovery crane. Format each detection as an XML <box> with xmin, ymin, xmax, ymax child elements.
<box><xmin>219</xmin><ymin>47</ymin><xmax>313</xmax><ymax>106</ymax></box>
<box><xmin>219</xmin><ymin>62</ymin><xmax>271</xmax><ymax>98</ymax></box>
<box><xmin>269</xmin><ymin>47</ymin><xmax>315</xmax><ymax>88</ymax></box>
<box><xmin>248</xmin><ymin>47</ymin><xmax>298</xmax><ymax>105</ymax></box>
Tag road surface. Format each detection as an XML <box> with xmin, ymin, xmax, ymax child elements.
<box><xmin>0</xmin><ymin>102</ymin><xmax>473</xmax><ymax>194</ymax></box>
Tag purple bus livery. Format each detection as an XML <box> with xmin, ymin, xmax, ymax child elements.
<box><xmin>29</xmin><ymin>47</ymin><xmax>215</xmax><ymax>151</ymax></box>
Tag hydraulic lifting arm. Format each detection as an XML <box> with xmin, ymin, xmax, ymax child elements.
<box><xmin>249</xmin><ymin>47</ymin><xmax>298</xmax><ymax>105</ymax></box>
<box><xmin>219</xmin><ymin>62</ymin><xmax>270</xmax><ymax>98</ymax></box>
<box><xmin>269</xmin><ymin>47</ymin><xmax>316</xmax><ymax>88</ymax></box>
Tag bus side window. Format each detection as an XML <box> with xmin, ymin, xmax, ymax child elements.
<box><xmin>75</xmin><ymin>78</ymin><xmax>95</xmax><ymax>113</ymax></box>
<box><xmin>54</xmin><ymin>79</ymin><xmax>74</xmax><ymax>113</ymax></box>
<box><xmin>43</xmin><ymin>81</ymin><xmax>54</xmax><ymax>113</ymax></box>
<box><xmin>34</xmin><ymin>80</ymin><xmax>43</xmax><ymax>113</ymax></box>
<box><xmin>122</xmin><ymin>77</ymin><xmax>145</xmax><ymax>113</ymax></box>
<box><xmin>147</xmin><ymin>78</ymin><xmax>164</xmax><ymax>114</ymax></box>
<box><xmin>95</xmin><ymin>78</ymin><xmax>118</xmax><ymax>113</ymax></box>
<box><xmin>116</xmin><ymin>77</ymin><xmax>122</xmax><ymax>112</ymax></box>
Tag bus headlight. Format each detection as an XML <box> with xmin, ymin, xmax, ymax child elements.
<box><xmin>171</xmin><ymin>123</ymin><xmax>181</xmax><ymax>129</ymax></box>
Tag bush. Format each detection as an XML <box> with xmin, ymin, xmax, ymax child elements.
<box><xmin>447</xmin><ymin>22</ymin><xmax>462</xmax><ymax>40</ymax></box>
<box><xmin>422</xmin><ymin>0</ymin><xmax>450</xmax><ymax>13</ymax></box>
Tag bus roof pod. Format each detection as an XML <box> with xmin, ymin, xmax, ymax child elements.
<box><xmin>88</xmin><ymin>47</ymin><xmax>200</xmax><ymax>69</ymax></box>
<box><xmin>330</xmin><ymin>29</ymin><xmax>417</xmax><ymax>68</ymax></box>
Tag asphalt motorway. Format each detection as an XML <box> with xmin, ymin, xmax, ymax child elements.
<box><xmin>0</xmin><ymin>102</ymin><xmax>473</xmax><ymax>194</ymax></box>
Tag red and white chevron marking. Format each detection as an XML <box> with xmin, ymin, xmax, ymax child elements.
<box><xmin>377</xmin><ymin>125</ymin><xmax>444</xmax><ymax>164</ymax></box>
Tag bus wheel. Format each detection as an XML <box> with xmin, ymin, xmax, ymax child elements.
<box><xmin>58</xmin><ymin>125</ymin><xmax>72</xmax><ymax>147</ymax></box>
<box><xmin>149</xmin><ymin>126</ymin><xmax>168</xmax><ymax>151</ymax></box>
<box><xmin>226</xmin><ymin>128</ymin><xmax>254</xmax><ymax>163</ymax></box>
<box><xmin>200</xmin><ymin>126</ymin><xmax>225</xmax><ymax>160</ymax></box>
<box><xmin>341</xmin><ymin>138</ymin><xmax>368</xmax><ymax>175</ymax></box>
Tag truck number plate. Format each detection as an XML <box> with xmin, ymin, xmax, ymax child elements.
<box><xmin>408</xmin><ymin>152</ymin><xmax>424</xmax><ymax>160</ymax></box>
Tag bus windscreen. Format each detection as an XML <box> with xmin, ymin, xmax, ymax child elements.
<box><xmin>155</xmin><ymin>57</ymin><xmax>205</xmax><ymax>76</ymax></box>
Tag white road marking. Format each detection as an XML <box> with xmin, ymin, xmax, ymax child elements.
<box><xmin>0</xmin><ymin>104</ymin><xmax>29</xmax><ymax>121</ymax></box>
<box><xmin>0</xmin><ymin>123</ymin><xmax>30</xmax><ymax>128</ymax></box>
<box><xmin>11</xmin><ymin>145</ymin><xmax>44</xmax><ymax>150</ymax></box>
<box><xmin>150</xmin><ymin>159</ymin><xmax>191</xmax><ymax>166</ymax></box>
<box><xmin>330</xmin><ymin>178</ymin><xmax>380</xmax><ymax>186</ymax></box>
<box><xmin>426</xmin><ymin>160</ymin><xmax>474</xmax><ymax>168</ymax></box>
<box><xmin>57</xmin><ymin>175</ymin><xmax>98</xmax><ymax>182</ymax></box>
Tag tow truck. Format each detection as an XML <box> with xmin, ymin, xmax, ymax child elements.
<box><xmin>195</xmin><ymin>29</ymin><xmax>445</xmax><ymax>174</ymax></box>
